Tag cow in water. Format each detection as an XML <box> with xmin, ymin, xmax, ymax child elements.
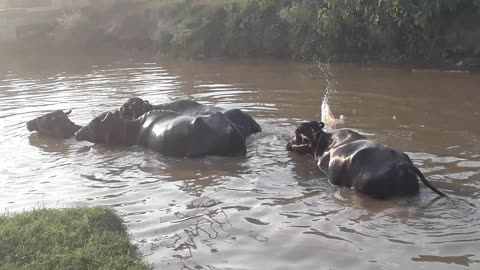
<box><xmin>286</xmin><ymin>121</ymin><xmax>447</xmax><ymax>199</ymax></box>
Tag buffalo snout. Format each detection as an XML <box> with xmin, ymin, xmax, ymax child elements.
<box><xmin>26</xmin><ymin>120</ymin><xmax>37</xmax><ymax>132</ymax></box>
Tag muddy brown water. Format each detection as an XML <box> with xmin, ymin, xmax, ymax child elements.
<box><xmin>1</xmin><ymin>58</ymin><xmax>480</xmax><ymax>269</ymax></box>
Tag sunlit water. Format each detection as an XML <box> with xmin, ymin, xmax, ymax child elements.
<box><xmin>1</xmin><ymin>58</ymin><xmax>480</xmax><ymax>269</ymax></box>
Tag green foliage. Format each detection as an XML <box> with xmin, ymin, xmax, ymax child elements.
<box><xmin>4</xmin><ymin>0</ymin><xmax>480</xmax><ymax>63</ymax></box>
<box><xmin>280</xmin><ymin>1</ymin><xmax>324</xmax><ymax>59</ymax></box>
<box><xmin>0</xmin><ymin>207</ymin><xmax>149</xmax><ymax>270</ymax></box>
<box><xmin>224</xmin><ymin>0</ymin><xmax>289</xmax><ymax>57</ymax></box>
<box><xmin>284</xmin><ymin>0</ymin><xmax>480</xmax><ymax>61</ymax></box>
<box><xmin>167</xmin><ymin>0</ymin><xmax>227</xmax><ymax>58</ymax></box>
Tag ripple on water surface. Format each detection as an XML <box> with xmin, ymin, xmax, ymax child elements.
<box><xmin>1</xmin><ymin>60</ymin><xmax>479</xmax><ymax>270</ymax></box>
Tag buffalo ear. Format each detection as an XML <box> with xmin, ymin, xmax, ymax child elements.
<box><xmin>308</xmin><ymin>121</ymin><xmax>324</xmax><ymax>132</ymax></box>
<box><xmin>113</xmin><ymin>110</ymin><xmax>120</xmax><ymax>117</ymax></box>
<box><xmin>106</xmin><ymin>111</ymin><xmax>118</xmax><ymax>121</ymax></box>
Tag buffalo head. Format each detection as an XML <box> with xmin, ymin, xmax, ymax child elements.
<box><xmin>26</xmin><ymin>110</ymin><xmax>81</xmax><ymax>139</ymax></box>
<box><xmin>119</xmin><ymin>97</ymin><xmax>153</xmax><ymax>120</ymax></box>
<box><xmin>286</xmin><ymin>121</ymin><xmax>326</xmax><ymax>155</ymax></box>
<box><xmin>75</xmin><ymin>110</ymin><xmax>131</xmax><ymax>145</ymax></box>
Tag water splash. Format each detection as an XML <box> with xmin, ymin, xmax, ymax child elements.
<box><xmin>317</xmin><ymin>62</ymin><xmax>344</xmax><ymax>130</ymax></box>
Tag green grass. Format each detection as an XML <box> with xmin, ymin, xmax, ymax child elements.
<box><xmin>0</xmin><ymin>207</ymin><xmax>150</xmax><ymax>270</ymax></box>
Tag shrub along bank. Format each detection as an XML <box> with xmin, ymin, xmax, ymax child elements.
<box><xmin>3</xmin><ymin>0</ymin><xmax>480</xmax><ymax>69</ymax></box>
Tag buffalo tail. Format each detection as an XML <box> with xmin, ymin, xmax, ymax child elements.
<box><xmin>404</xmin><ymin>165</ymin><xmax>447</xmax><ymax>197</ymax></box>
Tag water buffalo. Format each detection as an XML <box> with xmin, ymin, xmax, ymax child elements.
<box><xmin>286</xmin><ymin>121</ymin><xmax>447</xmax><ymax>199</ymax></box>
<box><xmin>75</xmin><ymin>109</ymin><xmax>253</xmax><ymax>157</ymax></box>
<box><xmin>26</xmin><ymin>110</ymin><xmax>81</xmax><ymax>139</ymax></box>
<box><xmin>119</xmin><ymin>97</ymin><xmax>223</xmax><ymax>119</ymax></box>
<box><xmin>119</xmin><ymin>98</ymin><xmax>261</xmax><ymax>138</ymax></box>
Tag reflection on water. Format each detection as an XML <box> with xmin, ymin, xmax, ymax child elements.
<box><xmin>412</xmin><ymin>254</ymin><xmax>480</xmax><ymax>266</ymax></box>
<box><xmin>1</xmin><ymin>58</ymin><xmax>480</xmax><ymax>269</ymax></box>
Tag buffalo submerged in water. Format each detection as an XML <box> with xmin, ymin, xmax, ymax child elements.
<box><xmin>119</xmin><ymin>97</ymin><xmax>224</xmax><ymax>120</ymax></box>
<box><xmin>26</xmin><ymin>109</ymin><xmax>81</xmax><ymax>139</ymax></box>
<box><xmin>75</xmin><ymin>107</ymin><xmax>260</xmax><ymax>157</ymax></box>
<box><xmin>287</xmin><ymin>121</ymin><xmax>447</xmax><ymax>199</ymax></box>
<box><xmin>25</xmin><ymin>98</ymin><xmax>261</xmax><ymax>157</ymax></box>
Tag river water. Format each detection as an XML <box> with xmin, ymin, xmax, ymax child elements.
<box><xmin>1</xmin><ymin>57</ymin><xmax>479</xmax><ymax>269</ymax></box>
